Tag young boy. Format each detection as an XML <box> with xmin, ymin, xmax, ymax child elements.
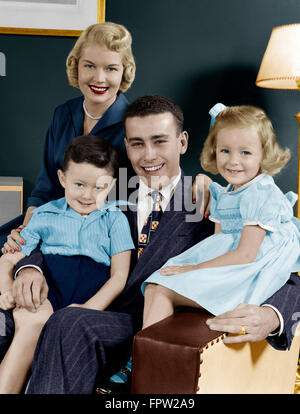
<box><xmin>0</xmin><ymin>135</ymin><xmax>134</xmax><ymax>393</ymax></box>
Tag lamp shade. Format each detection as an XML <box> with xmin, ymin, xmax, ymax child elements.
<box><xmin>256</xmin><ymin>23</ymin><xmax>300</xmax><ymax>90</ymax></box>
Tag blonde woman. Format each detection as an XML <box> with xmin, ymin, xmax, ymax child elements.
<box><xmin>142</xmin><ymin>104</ymin><xmax>300</xmax><ymax>328</ymax></box>
<box><xmin>1</xmin><ymin>21</ymin><xmax>135</xmax><ymax>253</ymax></box>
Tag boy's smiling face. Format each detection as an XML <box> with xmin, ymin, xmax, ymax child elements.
<box><xmin>58</xmin><ymin>161</ymin><xmax>116</xmax><ymax>215</ymax></box>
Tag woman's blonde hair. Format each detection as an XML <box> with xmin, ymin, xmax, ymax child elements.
<box><xmin>66</xmin><ymin>22</ymin><xmax>136</xmax><ymax>93</ymax></box>
<box><xmin>200</xmin><ymin>105</ymin><xmax>290</xmax><ymax>176</ymax></box>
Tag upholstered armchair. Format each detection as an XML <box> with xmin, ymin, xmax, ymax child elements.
<box><xmin>131</xmin><ymin>309</ymin><xmax>300</xmax><ymax>394</ymax></box>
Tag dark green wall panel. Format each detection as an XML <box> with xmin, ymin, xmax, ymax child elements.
<box><xmin>1</xmin><ymin>0</ymin><xmax>300</xmax><ymax>207</ymax></box>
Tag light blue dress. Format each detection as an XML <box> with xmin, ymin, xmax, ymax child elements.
<box><xmin>143</xmin><ymin>174</ymin><xmax>300</xmax><ymax>315</ymax></box>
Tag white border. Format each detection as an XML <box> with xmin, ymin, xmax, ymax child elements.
<box><xmin>0</xmin><ymin>0</ymin><xmax>99</xmax><ymax>31</ymax></box>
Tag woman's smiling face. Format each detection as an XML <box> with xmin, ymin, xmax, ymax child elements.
<box><xmin>78</xmin><ymin>45</ymin><xmax>123</xmax><ymax>112</ymax></box>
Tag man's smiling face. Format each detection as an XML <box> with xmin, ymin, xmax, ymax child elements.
<box><xmin>124</xmin><ymin>112</ymin><xmax>188</xmax><ymax>190</ymax></box>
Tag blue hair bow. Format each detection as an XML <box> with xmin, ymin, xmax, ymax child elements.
<box><xmin>209</xmin><ymin>103</ymin><xmax>227</xmax><ymax>127</ymax></box>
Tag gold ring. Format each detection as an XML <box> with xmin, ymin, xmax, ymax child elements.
<box><xmin>239</xmin><ymin>325</ymin><xmax>246</xmax><ymax>335</ymax></box>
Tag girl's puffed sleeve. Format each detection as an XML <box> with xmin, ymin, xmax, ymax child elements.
<box><xmin>208</xmin><ymin>182</ymin><xmax>225</xmax><ymax>224</ymax></box>
<box><xmin>239</xmin><ymin>182</ymin><xmax>293</xmax><ymax>232</ymax></box>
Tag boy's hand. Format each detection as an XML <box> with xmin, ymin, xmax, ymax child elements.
<box><xmin>0</xmin><ymin>289</ymin><xmax>15</xmax><ymax>310</ymax></box>
<box><xmin>68</xmin><ymin>302</ymin><xmax>99</xmax><ymax>311</ymax></box>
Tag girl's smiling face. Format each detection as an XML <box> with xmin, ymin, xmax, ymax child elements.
<box><xmin>78</xmin><ymin>45</ymin><xmax>123</xmax><ymax>114</ymax></box>
<box><xmin>216</xmin><ymin>126</ymin><xmax>263</xmax><ymax>189</ymax></box>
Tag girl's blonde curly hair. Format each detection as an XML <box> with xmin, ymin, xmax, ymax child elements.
<box><xmin>200</xmin><ymin>105</ymin><xmax>290</xmax><ymax>176</ymax></box>
<box><xmin>66</xmin><ymin>22</ymin><xmax>136</xmax><ymax>93</ymax></box>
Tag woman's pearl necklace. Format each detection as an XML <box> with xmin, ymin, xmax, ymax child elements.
<box><xmin>83</xmin><ymin>101</ymin><xmax>102</xmax><ymax>120</ymax></box>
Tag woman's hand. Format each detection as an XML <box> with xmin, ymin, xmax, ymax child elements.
<box><xmin>0</xmin><ymin>289</ymin><xmax>15</xmax><ymax>310</ymax></box>
<box><xmin>2</xmin><ymin>226</ymin><xmax>25</xmax><ymax>254</ymax></box>
<box><xmin>2</xmin><ymin>206</ymin><xmax>36</xmax><ymax>254</ymax></box>
<box><xmin>160</xmin><ymin>264</ymin><xmax>198</xmax><ymax>275</ymax></box>
<box><xmin>192</xmin><ymin>174</ymin><xmax>212</xmax><ymax>218</ymax></box>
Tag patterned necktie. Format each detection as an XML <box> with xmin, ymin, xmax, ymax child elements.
<box><xmin>138</xmin><ymin>191</ymin><xmax>163</xmax><ymax>258</ymax></box>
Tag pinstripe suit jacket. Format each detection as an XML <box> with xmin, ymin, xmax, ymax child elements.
<box><xmin>109</xmin><ymin>172</ymin><xmax>214</xmax><ymax>316</ymax></box>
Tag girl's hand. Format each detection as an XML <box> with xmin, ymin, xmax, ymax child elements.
<box><xmin>2</xmin><ymin>225</ymin><xmax>25</xmax><ymax>255</ymax></box>
<box><xmin>0</xmin><ymin>289</ymin><xmax>16</xmax><ymax>310</ymax></box>
<box><xmin>192</xmin><ymin>174</ymin><xmax>212</xmax><ymax>218</ymax></box>
<box><xmin>160</xmin><ymin>264</ymin><xmax>198</xmax><ymax>275</ymax></box>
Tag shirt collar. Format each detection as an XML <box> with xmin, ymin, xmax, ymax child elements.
<box><xmin>224</xmin><ymin>173</ymin><xmax>269</xmax><ymax>194</ymax></box>
<box><xmin>139</xmin><ymin>171</ymin><xmax>182</xmax><ymax>202</ymax></box>
<box><xmin>35</xmin><ymin>198</ymin><xmax>133</xmax><ymax>218</ymax></box>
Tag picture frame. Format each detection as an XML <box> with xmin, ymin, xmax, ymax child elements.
<box><xmin>0</xmin><ymin>0</ymin><xmax>105</xmax><ymax>37</ymax></box>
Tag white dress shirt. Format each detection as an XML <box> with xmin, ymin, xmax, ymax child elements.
<box><xmin>137</xmin><ymin>172</ymin><xmax>181</xmax><ymax>239</ymax></box>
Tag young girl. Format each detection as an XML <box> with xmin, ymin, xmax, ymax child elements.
<box><xmin>142</xmin><ymin>103</ymin><xmax>300</xmax><ymax>328</ymax></box>
<box><xmin>0</xmin><ymin>136</ymin><xmax>134</xmax><ymax>393</ymax></box>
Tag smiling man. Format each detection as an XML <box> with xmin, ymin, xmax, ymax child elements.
<box><xmin>124</xmin><ymin>100</ymin><xmax>188</xmax><ymax>191</ymax></box>
<box><xmin>11</xmin><ymin>95</ymin><xmax>213</xmax><ymax>394</ymax></box>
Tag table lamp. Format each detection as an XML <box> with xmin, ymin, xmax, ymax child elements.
<box><xmin>256</xmin><ymin>23</ymin><xmax>300</xmax><ymax>218</ymax></box>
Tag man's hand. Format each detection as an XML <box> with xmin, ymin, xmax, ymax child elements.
<box><xmin>12</xmin><ymin>267</ymin><xmax>48</xmax><ymax>312</ymax></box>
<box><xmin>192</xmin><ymin>174</ymin><xmax>212</xmax><ymax>217</ymax></box>
<box><xmin>206</xmin><ymin>303</ymin><xmax>280</xmax><ymax>344</ymax></box>
<box><xmin>0</xmin><ymin>289</ymin><xmax>15</xmax><ymax>310</ymax></box>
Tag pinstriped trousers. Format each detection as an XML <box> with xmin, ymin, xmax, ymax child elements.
<box><xmin>0</xmin><ymin>309</ymin><xmax>14</xmax><ymax>361</ymax></box>
<box><xmin>26</xmin><ymin>306</ymin><xmax>141</xmax><ymax>394</ymax></box>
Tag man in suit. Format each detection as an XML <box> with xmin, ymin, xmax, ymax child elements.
<box><xmin>6</xmin><ymin>95</ymin><xmax>213</xmax><ymax>393</ymax></box>
<box><xmin>5</xmin><ymin>95</ymin><xmax>299</xmax><ymax>393</ymax></box>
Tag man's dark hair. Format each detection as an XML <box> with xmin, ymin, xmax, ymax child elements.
<box><xmin>62</xmin><ymin>135</ymin><xmax>119</xmax><ymax>177</ymax></box>
<box><xmin>123</xmin><ymin>95</ymin><xmax>184</xmax><ymax>135</ymax></box>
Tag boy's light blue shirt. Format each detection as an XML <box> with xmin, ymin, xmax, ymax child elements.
<box><xmin>18</xmin><ymin>198</ymin><xmax>135</xmax><ymax>266</ymax></box>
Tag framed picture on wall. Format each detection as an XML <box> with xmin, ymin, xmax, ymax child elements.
<box><xmin>0</xmin><ymin>0</ymin><xmax>105</xmax><ymax>36</ymax></box>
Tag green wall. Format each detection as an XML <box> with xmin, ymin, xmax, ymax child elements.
<box><xmin>0</xmin><ymin>0</ymin><xmax>300</xmax><ymax>207</ymax></box>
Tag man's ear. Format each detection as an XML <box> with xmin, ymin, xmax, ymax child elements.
<box><xmin>57</xmin><ymin>169</ymin><xmax>66</xmax><ymax>189</ymax></box>
<box><xmin>179</xmin><ymin>131</ymin><xmax>189</xmax><ymax>155</ymax></box>
<box><xmin>124</xmin><ymin>137</ymin><xmax>129</xmax><ymax>152</ymax></box>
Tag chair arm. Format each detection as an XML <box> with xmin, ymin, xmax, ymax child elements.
<box><xmin>131</xmin><ymin>309</ymin><xmax>300</xmax><ymax>394</ymax></box>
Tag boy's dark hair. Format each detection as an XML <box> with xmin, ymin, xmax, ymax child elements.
<box><xmin>123</xmin><ymin>95</ymin><xmax>184</xmax><ymax>135</ymax></box>
<box><xmin>62</xmin><ymin>135</ymin><xmax>119</xmax><ymax>177</ymax></box>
